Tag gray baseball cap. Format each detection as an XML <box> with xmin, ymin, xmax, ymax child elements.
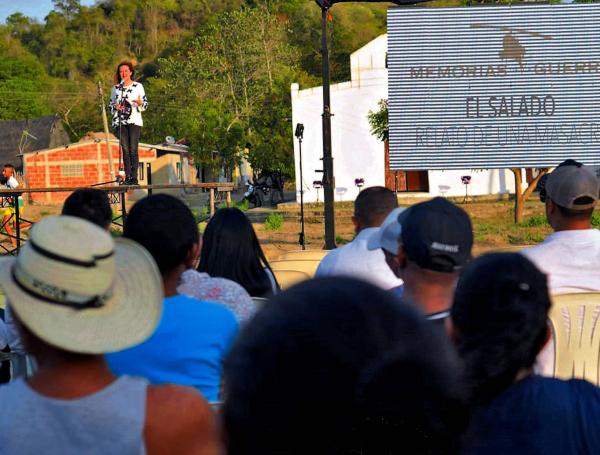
<box><xmin>546</xmin><ymin>162</ymin><xmax>599</xmax><ymax>210</ymax></box>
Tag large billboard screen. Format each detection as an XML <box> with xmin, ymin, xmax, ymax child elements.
<box><xmin>388</xmin><ymin>5</ymin><xmax>600</xmax><ymax>170</ymax></box>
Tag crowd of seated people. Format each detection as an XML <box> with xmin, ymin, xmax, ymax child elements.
<box><xmin>0</xmin><ymin>160</ymin><xmax>599</xmax><ymax>454</ymax></box>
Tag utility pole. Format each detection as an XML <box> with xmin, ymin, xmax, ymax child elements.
<box><xmin>320</xmin><ymin>2</ymin><xmax>336</xmax><ymax>249</ymax></box>
<box><xmin>97</xmin><ymin>81</ymin><xmax>115</xmax><ymax>182</ymax></box>
<box><xmin>314</xmin><ymin>0</ymin><xmax>427</xmax><ymax>249</ymax></box>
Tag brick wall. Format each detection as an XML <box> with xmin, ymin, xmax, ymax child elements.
<box><xmin>24</xmin><ymin>141</ymin><xmax>157</xmax><ymax>203</ymax></box>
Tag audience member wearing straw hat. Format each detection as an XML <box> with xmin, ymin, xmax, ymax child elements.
<box><xmin>1</xmin><ymin>187</ymin><xmax>118</xmax><ymax>360</ymax></box>
<box><xmin>106</xmin><ymin>194</ymin><xmax>239</xmax><ymax>402</ymax></box>
<box><xmin>2</xmin><ymin>188</ymin><xmax>115</xmax><ymax>357</ymax></box>
<box><xmin>0</xmin><ymin>216</ymin><xmax>219</xmax><ymax>455</ymax></box>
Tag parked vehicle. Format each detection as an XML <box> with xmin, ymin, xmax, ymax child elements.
<box><xmin>243</xmin><ymin>181</ymin><xmax>265</xmax><ymax>207</ymax></box>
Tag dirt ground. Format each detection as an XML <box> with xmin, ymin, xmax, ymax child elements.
<box><xmin>256</xmin><ymin>197</ymin><xmax>556</xmax><ymax>260</ymax></box>
<box><xmin>11</xmin><ymin>194</ymin><xmax>579</xmax><ymax>261</ymax></box>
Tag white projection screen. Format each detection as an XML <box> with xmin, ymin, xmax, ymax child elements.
<box><xmin>388</xmin><ymin>5</ymin><xmax>600</xmax><ymax>170</ymax></box>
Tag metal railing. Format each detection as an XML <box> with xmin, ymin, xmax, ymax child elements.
<box><xmin>0</xmin><ymin>182</ymin><xmax>234</xmax><ymax>255</ymax></box>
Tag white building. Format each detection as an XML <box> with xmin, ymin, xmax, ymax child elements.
<box><xmin>291</xmin><ymin>34</ymin><xmax>518</xmax><ymax>203</ymax></box>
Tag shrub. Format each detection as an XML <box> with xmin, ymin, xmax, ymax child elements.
<box><xmin>264</xmin><ymin>213</ymin><xmax>284</xmax><ymax>231</ymax></box>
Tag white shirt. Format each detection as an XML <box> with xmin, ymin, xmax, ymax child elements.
<box><xmin>109</xmin><ymin>82</ymin><xmax>147</xmax><ymax>128</ymax></box>
<box><xmin>521</xmin><ymin>229</ymin><xmax>600</xmax><ymax>294</ymax></box>
<box><xmin>5</xmin><ymin>176</ymin><xmax>18</xmax><ymax>190</ymax></box>
<box><xmin>521</xmin><ymin>228</ymin><xmax>600</xmax><ymax>376</ymax></box>
<box><xmin>315</xmin><ymin>227</ymin><xmax>403</xmax><ymax>290</ymax></box>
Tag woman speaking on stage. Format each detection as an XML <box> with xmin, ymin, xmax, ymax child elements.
<box><xmin>109</xmin><ymin>61</ymin><xmax>148</xmax><ymax>185</ymax></box>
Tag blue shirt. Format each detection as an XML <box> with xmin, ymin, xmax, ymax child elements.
<box><xmin>106</xmin><ymin>295</ymin><xmax>239</xmax><ymax>402</ymax></box>
<box><xmin>464</xmin><ymin>375</ymin><xmax>600</xmax><ymax>455</ymax></box>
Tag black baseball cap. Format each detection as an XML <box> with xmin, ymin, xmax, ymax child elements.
<box><xmin>399</xmin><ymin>197</ymin><xmax>473</xmax><ymax>273</ymax></box>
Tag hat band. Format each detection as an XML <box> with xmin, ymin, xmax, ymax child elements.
<box><xmin>30</xmin><ymin>239</ymin><xmax>113</xmax><ymax>268</ymax></box>
<box><xmin>12</xmin><ymin>263</ymin><xmax>112</xmax><ymax>310</ymax></box>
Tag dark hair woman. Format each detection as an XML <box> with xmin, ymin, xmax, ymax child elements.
<box><xmin>198</xmin><ymin>208</ymin><xmax>278</xmax><ymax>297</ymax></box>
<box><xmin>109</xmin><ymin>60</ymin><xmax>147</xmax><ymax>185</ymax></box>
<box><xmin>223</xmin><ymin>277</ymin><xmax>468</xmax><ymax>455</ymax></box>
<box><xmin>451</xmin><ymin>253</ymin><xmax>600</xmax><ymax>455</ymax></box>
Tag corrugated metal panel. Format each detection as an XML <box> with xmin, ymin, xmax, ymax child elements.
<box><xmin>388</xmin><ymin>5</ymin><xmax>600</xmax><ymax>170</ymax></box>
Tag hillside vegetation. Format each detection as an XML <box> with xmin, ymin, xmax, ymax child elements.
<box><xmin>1</xmin><ymin>0</ymin><xmax>395</xmax><ymax>174</ymax></box>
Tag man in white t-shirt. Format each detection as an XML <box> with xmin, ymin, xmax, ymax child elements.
<box><xmin>521</xmin><ymin>160</ymin><xmax>600</xmax><ymax>294</ymax></box>
<box><xmin>521</xmin><ymin>160</ymin><xmax>600</xmax><ymax>375</ymax></box>
<box><xmin>315</xmin><ymin>186</ymin><xmax>403</xmax><ymax>291</ymax></box>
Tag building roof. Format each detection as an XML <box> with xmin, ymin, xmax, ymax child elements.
<box><xmin>0</xmin><ymin>115</ymin><xmax>69</xmax><ymax>168</ymax></box>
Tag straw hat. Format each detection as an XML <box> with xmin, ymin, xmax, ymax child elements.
<box><xmin>0</xmin><ymin>215</ymin><xmax>163</xmax><ymax>354</ymax></box>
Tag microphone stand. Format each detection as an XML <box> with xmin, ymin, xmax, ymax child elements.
<box><xmin>117</xmin><ymin>80</ymin><xmax>126</xmax><ymax>185</ymax></box>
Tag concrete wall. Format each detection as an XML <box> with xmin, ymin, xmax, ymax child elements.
<box><xmin>291</xmin><ymin>33</ymin><xmax>518</xmax><ymax>203</ymax></box>
<box><xmin>151</xmin><ymin>154</ymin><xmax>196</xmax><ymax>197</ymax></box>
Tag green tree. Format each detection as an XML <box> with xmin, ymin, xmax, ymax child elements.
<box><xmin>53</xmin><ymin>0</ymin><xmax>81</xmax><ymax>19</ymax></box>
<box><xmin>149</xmin><ymin>5</ymin><xmax>298</xmax><ymax>173</ymax></box>
<box><xmin>0</xmin><ymin>52</ymin><xmax>53</xmax><ymax>120</ymax></box>
<box><xmin>367</xmin><ymin>99</ymin><xmax>388</xmax><ymax>141</ymax></box>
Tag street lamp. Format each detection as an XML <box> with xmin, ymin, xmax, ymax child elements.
<box><xmin>314</xmin><ymin>0</ymin><xmax>428</xmax><ymax>249</ymax></box>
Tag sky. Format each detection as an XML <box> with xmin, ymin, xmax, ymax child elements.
<box><xmin>0</xmin><ymin>0</ymin><xmax>575</xmax><ymax>23</ymax></box>
<box><xmin>0</xmin><ymin>0</ymin><xmax>96</xmax><ymax>23</ymax></box>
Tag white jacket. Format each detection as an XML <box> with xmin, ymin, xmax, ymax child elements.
<box><xmin>109</xmin><ymin>82</ymin><xmax>148</xmax><ymax>128</ymax></box>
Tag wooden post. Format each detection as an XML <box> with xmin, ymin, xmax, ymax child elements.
<box><xmin>511</xmin><ymin>168</ymin><xmax>550</xmax><ymax>224</ymax></box>
<box><xmin>209</xmin><ymin>188</ymin><xmax>215</xmax><ymax>216</ymax></box>
<box><xmin>97</xmin><ymin>81</ymin><xmax>115</xmax><ymax>182</ymax></box>
<box><xmin>226</xmin><ymin>190</ymin><xmax>231</xmax><ymax>208</ymax></box>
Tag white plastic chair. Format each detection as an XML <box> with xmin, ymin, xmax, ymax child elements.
<box><xmin>549</xmin><ymin>293</ymin><xmax>600</xmax><ymax>385</ymax></box>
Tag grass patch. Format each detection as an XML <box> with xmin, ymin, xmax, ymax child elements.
<box><xmin>192</xmin><ymin>207</ymin><xmax>210</xmax><ymax>223</ymax></box>
<box><xmin>335</xmin><ymin>235</ymin><xmax>350</xmax><ymax>245</ymax></box>
<box><xmin>264</xmin><ymin>213</ymin><xmax>284</xmax><ymax>231</ymax></box>
<box><xmin>508</xmin><ymin>231</ymin><xmax>547</xmax><ymax>245</ymax></box>
<box><xmin>472</xmin><ymin>222</ymin><xmax>504</xmax><ymax>243</ymax></box>
<box><xmin>233</xmin><ymin>199</ymin><xmax>249</xmax><ymax>211</ymax></box>
<box><xmin>519</xmin><ymin>215</ymin><xmax>548</xmax><ymax>228</ymax></box>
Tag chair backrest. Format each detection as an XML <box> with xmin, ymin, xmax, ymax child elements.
<box><xmin>549</xmin><ymin>293</ymin><xmax>600</xmax><ymax>385</ymax></box>
<box><xmin>277</xmin><ymin>250</ymin><xmax>330</xmax><ymax>262</ymax></box>
<box><xmin>272</xmin><ymin>269</ymin><xmax>310</xmax><ymax>290</ymax></box>
<box><xmin>270</xmin><ymin>260</ymin><xmax>321</xmax><ymax>278</ymax></box>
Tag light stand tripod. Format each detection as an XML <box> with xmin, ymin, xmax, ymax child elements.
<box><xmin>296</xmin><ymin>123</ymin><xmax>306</xmax><ymax>250</ymax></box>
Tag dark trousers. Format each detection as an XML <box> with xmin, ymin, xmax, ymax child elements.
<box><xmin>117</xmin><ymin>124</ymin><xmax>141</xmax><ymax>181</ymax></box>
<box><xmin>0</xmin><ymin>309</ymin><xmax>9</xmax><ymax>384</ymax></box>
